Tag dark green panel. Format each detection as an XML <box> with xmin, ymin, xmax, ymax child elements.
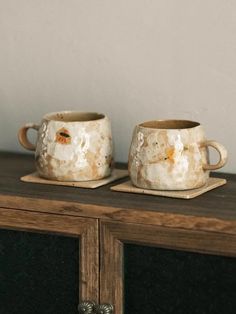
<box><xmin>124</xmin><ymin>244</ymin><xmax>236</xmax><ymax>314</ymax></box>
<box><xmin>0</xmin><ymin>228</ymin><xmax>79</xmax><ymax>314</ymax></box>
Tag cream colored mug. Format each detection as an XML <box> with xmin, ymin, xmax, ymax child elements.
<box><xmin>18</xmin><ymin>111</ymin><xmax>113</xmax><ymax>181</ymax></box>
<box><xmin>128</xmin><ymin>120</ymin><xmax>228</xmax><ymax>190</ymax></box>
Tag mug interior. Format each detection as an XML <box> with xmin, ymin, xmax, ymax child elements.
<box><xmin>139</xmin><ymin>120</ymin><xmax>200</xmax><ymax>129</ymax></box>
<box><xmin>44</xmin><ymin>111</ymin><xmax>105</xmax><ymax>122</ymax></box>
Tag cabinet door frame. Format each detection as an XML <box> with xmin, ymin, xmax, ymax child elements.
<box><xmin>100</xmin><ymin>220</ymin><xmax>236</xmax><ymax>314</ymax></box>
<box><xmin>0</xmin><ymin>207</ymin><xmax>99</xmax><ymax>305</ymax></box>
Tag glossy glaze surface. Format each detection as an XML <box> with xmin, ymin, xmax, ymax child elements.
<box><xmin>34</xmin><ymin>113</ymin><xmax>113</xmax><ymax>181</ymax></box>
<box><xmin>128</xmin><ymin>121</ymin><xmax>227</xmax><ymax>190</ymax></box>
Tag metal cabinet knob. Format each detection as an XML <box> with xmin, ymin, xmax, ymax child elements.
<box><xmin>95</xmin><ymin>303</ymin><xmax>114</xmax><ymax>314</ymax></box>
<box><xmin>78</xmin><ymin>300</ymin><xmax>96</xmax><ymax>314</ymax></box>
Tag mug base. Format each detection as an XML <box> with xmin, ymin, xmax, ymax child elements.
<box><xmin>131</xmin><ymin>180</ymin><xmax>207</xmax><ymax>191</ymax></box>
<box><xmin>38</xmin><ymin>173</ymin><xmax>111</xmax><ymax>182</ymax></box>
<box><xmin>37</xmin><ymin>168</ymin><xmax>112</xmax><ymax>182</ymax></box>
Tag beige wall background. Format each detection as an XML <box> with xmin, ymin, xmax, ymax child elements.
<box><xmin>0</xmin><ymin>0</ymin><xmax>235</xmax><ymax>173</ymax></box>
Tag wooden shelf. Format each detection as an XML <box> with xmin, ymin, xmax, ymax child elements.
<box><xmin>0</xmin><ymin>152</ymin><xmax>236</xmax><ymax>235</ymax></box>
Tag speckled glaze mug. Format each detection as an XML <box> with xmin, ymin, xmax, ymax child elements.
<box><xmin>128</xmin><ymin>120</ymin><xmax>228</xmax><ymax>190</ymax></box>
<box><xmin>18</xmin><ymin>111</ymin><xmax>113</xmax><ymax>181</ymax></box>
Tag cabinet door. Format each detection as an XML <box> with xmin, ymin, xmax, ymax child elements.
<box><xmin>100</xmin><ymin>221</ymin><xmax>236</xmax><ymax>314</ymax></box>
<box><xmin>0</xmin><ymin>207</ymin><xmax>99</xmax><ymax>314</ymax></box>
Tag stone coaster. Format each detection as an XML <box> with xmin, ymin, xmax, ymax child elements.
<box><xmin>110</xmin><ymin>177</ymin><xmax>227</xmax><ymax>199</ymax></box>
<box><xmin>21</xmin><ymin>169</ymin><xmax>128</xmax><ymax>189</ymax></box>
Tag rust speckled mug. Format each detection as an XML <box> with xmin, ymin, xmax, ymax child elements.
<box><xmin>128</xmin><ymin>120</ymin><xmax>228</xmax><ymax>190</ymax></box>
<box><xmin>18</xmin><ymin>111</ymin><xmax>113</xmax><ymax>181</ymax></box>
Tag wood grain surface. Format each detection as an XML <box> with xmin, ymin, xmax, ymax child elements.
<box><xmin>100</xmin><ymin>220</ymin><xmax>236</xmax><ymax>314</ymax></box>
<box><xmin>1</xmin><ymin>152</ymin><xmax>235</xmax><ymax>314</ymax></box>
<box><xmin>0</xmin><ymin>206</ymin><xmax>99</xmax><ymax>304</ymax></box>
<box><xmin>0</xmin><ymin>152</ymin><xmax>236</xmax><ymax>235</ymax></box>
<box><xmin>100</xmin><ymin>222</ymin><xmax>124</xmax><ymax>314</ymax></box>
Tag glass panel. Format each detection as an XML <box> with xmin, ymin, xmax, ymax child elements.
<box><xmin>0</xmin><ymin>229</ymin><xmax>79</xmax><ymax>314</ymax></box>
<box><xmin>124</xmin><ymin>244</ymin><xmax>236</xmax><ymax>314</ymax></box>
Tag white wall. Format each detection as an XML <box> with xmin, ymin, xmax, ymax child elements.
<box><xmin>0</xmin><ymin>0</ymin><xmax>235</xmax><ymax>173</ymax></box>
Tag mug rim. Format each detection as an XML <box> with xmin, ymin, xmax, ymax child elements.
<box><xmin>43</xmin><ymin>110</ymin><xmax>106</xmax><ymax>123</ymax></box>
<box><xmin>138</xmin><ymin>119</ymin><xmax>201</xmax><ymax>130</ymax></box>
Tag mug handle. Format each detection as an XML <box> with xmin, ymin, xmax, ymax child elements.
<box><xmin>201</xmin><ymin>140</ymin><xmax>228</xmax><ymax>170</ymax></box>
<box><xmin>18</xmin><ymin>123</ymin><xmax>40</xmax><ymax>151</ymax></box>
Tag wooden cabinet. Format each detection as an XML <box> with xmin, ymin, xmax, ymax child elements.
<box><xmin>0</xmin><ymin>208</ymin><xmax>98</xmax><ymax>314</ymax></box>
<box><xmin>100</xmin><ymin>221</ymin><xmax>236</xmax><ymax>313</ymax></box>
<box><xmin>0</xmin><ymin>152</ymin><xmax>236</xmax><ymax>314</ymax></box>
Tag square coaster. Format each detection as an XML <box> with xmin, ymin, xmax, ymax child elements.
<box><xmin>110</xmin><ymin>177</ymin><xmax>227</xmax><ymax>199</ymax></box>
<box><xmin>21</xmin><ymin>169</ymin><xmax>128</xmax><ymax>189</ymax></box>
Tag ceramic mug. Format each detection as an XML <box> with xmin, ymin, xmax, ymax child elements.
<box><xmin>18</xmin><ymin>111</ymin><xmax>113</xmax><ymax>181</ymax></box>
<box><xmin>128</xmin><ymin>120</ymin><xmax>228</xmax><ymax>190</ymax></box>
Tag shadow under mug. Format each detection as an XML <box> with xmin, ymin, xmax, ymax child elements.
<box><xmin>18</xmin><ymin>111</ymin><xmax>113</xmax><ymax>181</ymax></box>
<box><xmin>128</xmin><ymin>120</ymin><xmax>228</xmax><ymax>190</ymax></box>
